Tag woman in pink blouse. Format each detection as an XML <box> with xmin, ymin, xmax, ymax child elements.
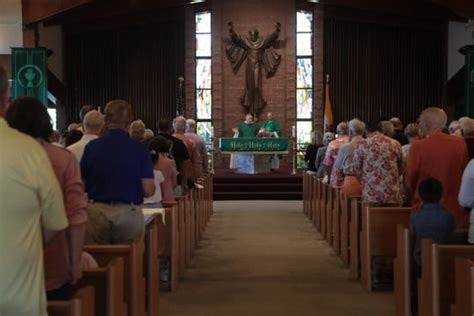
<box><xmin>148</xmin><ymin>136</ymin><xmax>178</xmax><ymax>203</ymax></box>
<box><xmin>6</xmin><ymin>97</ymin><xmax>88</xmax><ymax>300</ymax></box>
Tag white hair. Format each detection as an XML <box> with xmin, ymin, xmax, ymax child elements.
<box><xmin>186</xmin><ymin>118</ymin><xmax>196</xmax><ymax>132</ymax></box>
<box><xmin>348</xmin><ymin>119</ymin><xmax>365</xmax><ymax>136</ymax></box>
<box><xmin>173</xmin><ymin>116</ymin><xmax>186</xmax><ymax>133</ymax></box>
<box><xmin>336</xmin><ymin>122</ymin><xmax>349</xmax><ymax>135</ymax></box>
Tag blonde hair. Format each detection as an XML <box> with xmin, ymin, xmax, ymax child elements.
<box><xmin>129</xmin><ymin>120</ymin><xmax>146</xmax><ymax>141</ymax></box>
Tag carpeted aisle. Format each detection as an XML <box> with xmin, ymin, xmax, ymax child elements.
<box><xmin>159</xmin><ymin>201</ymin><xmax>394</xmax><ymax>316</ymax></box>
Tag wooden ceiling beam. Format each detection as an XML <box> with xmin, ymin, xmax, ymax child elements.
<box><xmin>22</xmin><ymin>0</ymin><xmax>94</xmax><ymax>24</ymax></box>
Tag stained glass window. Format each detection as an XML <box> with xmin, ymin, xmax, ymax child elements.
<box><xmin>296</xmin><ymin>89</ymin><xmax>312</xmax><ymax>119</ymax></box>
<box><xmin>296</xmin><ymin>58</ymin><xmax>312</xmax><ymax>88</ymax></box>
<box><xmin>297</xmin><ymin>121</ymin><xmax>312</xmax><ymax>145</ymax></box>
<box><xmin>196</xmin><ymin>89</ymin><xmax>212</xmax><ymax>119</ymax></box>
<box><xmin>196</xmin><ymin>12</ymin><xmax>211</xmax><ymax>33</ymax></box>
<box><xmin>296</xmin><ymin>33</ymin><xmax>312</xmax><ymax>56</ymax></box>
<box><xmin>297</xmin><ymin>10</ymin><xmax>312</xmax><ymax>32</ymax></box>
<box><xmin>195</xmin><ymin>11</ymin><xmax>213</xmax><ymax>162</ymax></box>
<box><xmin>296</xmin><ymin>10</ymin><xmax>313</xmax><ymax>169</ymax></box>
<box><xmin>196</xmin><ymin>34</ymin><xmax>211</xmax><ymax>57</ymax></box>
<box><xmin>196</xmin><ymin>59</ymin><xmax>211</xmax><ymax>89</ymax></box>
<box><xmin>197</xmin><ymin>121</ymin><xmax>213</xmax><ymax>144</ymax></box>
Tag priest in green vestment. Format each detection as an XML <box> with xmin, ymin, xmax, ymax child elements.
<box><xmin>237</xmin><ymin>114</ymin><xmax>260</xmax><ymax>137</ymax></box>
<box><xmin>260</xmin><ymin>112</ymin><xmax>281</xmax><ymax>171</ymax></box>
<box><xmin>260</xmin><ymin>112</ymin><xmax>281</xmax><ymax>137</ymax></box>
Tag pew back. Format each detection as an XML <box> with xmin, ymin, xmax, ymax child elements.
<box><xmin>394</xmin><ymin>225</ymin><xmax>411</xmax><ymax>316</ymax></box>
<box><xmin>450</xmin><ymin>258</ymin><xmax>474</xmax><ymax>316</ymax></box>
<box><xmin>360</xmin><ymin>205</ymin><xmax>411</xmax><ymax>291</ymax></box>
<box><xmin>419</xmin><ymin>239</ymin><xmax>474</xmax><ymax>316</ymax></box>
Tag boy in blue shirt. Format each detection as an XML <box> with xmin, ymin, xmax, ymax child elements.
<box><xmin>410</xmin><ymin>177</ymin><xmax>455</xmax><ymax>314</ymax></box>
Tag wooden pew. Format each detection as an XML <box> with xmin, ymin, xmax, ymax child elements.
<box><xmin>349</xmin><ymin>196</ymin><xmax>362</xmax><ymax>278</ymax></box>
<box><xmin>161</xmin><ymin>202</ymin><xmax>180</xmax><ymax>291</ymax></box>
<box><xmin>320</xmin><ymin>182</ymin><xmax>327</xmax><ymax>237</ymax></box>
<box><xmin>451</xmin><ymin>258</ymin><xmax>474</xmax><ymax>316</ymax></box>
<box><xmin>332</xmin><ymin>186</ymin><xmax>341</xmax><ymax>254</ymax></box>
<box><xmin>75</xmin><ymin>257</ymin><xmax>127</xmax><ymax>316</ymax></box>
<box><xmin>394</xmin><ymin>225</ymin><xmax>411</xmax><ymax>316</ymax></box>
<box><xmin>339</xmin><ymin>192</ymin><xmax>352</xmax><ymax>266</ymax></box>
<box><xmin>325</xmin><ymin>184</ymin><xmax>333</xmax><ymax>245</ymax></box>
<box><xmin>48</xmin><ymin>286</ymin><xmax>96</xmax><ymax>316</ymax></box>
<box><xmin>311</xmin><ymin>176</ymin><xmax>319</xmax><ymax>228</ymax></box>
<box><xmin>418</xmin><ymin>239</ymin><xmax>474</xmax><ymax>316</ymax></box>
<box><xmin>303</xmin><ymin>172</ymin><xmax>309</xmax><ymax>217</ymax></box>
<box><xmin>360</xmin><ymin>205</ymin><xmax>411</xmax><ymax>291</ymax></box>
<box><xmin>184</xmin><ymin>191</ymin><xmax>193</xmax><ymax>265</ymax></box>
<box><xmin>83</xmin><ymin>240</ymin><xmax>146</xmax><ymax>316</ymax></box>
<box><xmin>175</xmin><ymin>196</ymin><xmax>186</xmax><ymax>277</ymax></box>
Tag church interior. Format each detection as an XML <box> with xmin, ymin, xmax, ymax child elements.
<box><xmin>1</xmin><ymin>0</ymin><xmax>474</xmax><ymax>315</ymax></box>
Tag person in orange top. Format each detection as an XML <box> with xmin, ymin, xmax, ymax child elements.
<box><xmin>406</xmin><ymin>107</ymin><xmax>469</xmax><ymax>218</ymax></box>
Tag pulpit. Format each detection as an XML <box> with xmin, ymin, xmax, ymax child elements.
<box><xmin>219</xmin><ymin>137</ymin><xmax>289</xmax><ymax>174</ymax></box>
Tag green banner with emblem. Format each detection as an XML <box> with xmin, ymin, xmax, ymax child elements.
<box><xmin>11</xmin><ymin>47</ymin><xmax>48</xmax><ymax>107</ymax></box>
<box><xmin>219</xmin><ymin>137</ymin><xmax>289</xmax><ymax>153</ymax></box>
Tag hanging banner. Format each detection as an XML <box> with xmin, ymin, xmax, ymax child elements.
<box><xmin>219</xmin><ymin>137</ymin><xmax>289</xmax><ymax>153</ymax></box>
<box><xmin>11</xmin><ymin>47</ymin><xmax>48</xmax><ymax>106</ymax></box>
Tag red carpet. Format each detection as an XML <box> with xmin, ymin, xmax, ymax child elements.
<box><xmin>213</xmin><ymin>166</ymin><xmax>303</xmax><ymax>200</ymax></box>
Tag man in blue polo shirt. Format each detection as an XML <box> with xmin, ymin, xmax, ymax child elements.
<box><xmin>81</xmin><ymin>100</ymin><xmax>155</xmax><ymax>244</ymax></box>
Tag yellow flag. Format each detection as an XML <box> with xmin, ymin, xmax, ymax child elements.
<box><xmin>324</xmin><ymin>75</ymin><xmax>333</xmax><ymax>132</ymax></box>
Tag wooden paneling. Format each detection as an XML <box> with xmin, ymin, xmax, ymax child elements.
<box><xmin>323</xmin><ymin>16</ymin><xmax>446</xmax><ymax>126</ymax></box>
<box><xmin>64</xmin><ymin>17</ymin><xmax>184</xmax><ymax>131</ymax></box>
<box><xmin>22</xmin><ymin>0</ymin><xmax>92</xmax><ymax>24</ymax></box>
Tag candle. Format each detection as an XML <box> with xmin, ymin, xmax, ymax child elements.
<box><xmin>292</xmin><ymin>125</ymin><xmax>296</xmax><ymax>138</ymax></box>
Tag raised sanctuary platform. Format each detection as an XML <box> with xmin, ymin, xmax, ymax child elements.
<box><xmin>213</xmin><ymin>166</ymin><xmax>302</xmax><ymax>200</ymax></box>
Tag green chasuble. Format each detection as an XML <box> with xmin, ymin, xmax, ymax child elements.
<box><xmin>238</xmin><ymin>122</ymin><xmax>260</xmax><ymax>137</ymax></box>
<box><xmin>262</xmin><ymin>119</ymin><xmax>281</xmax><ymax>135</ymax></box>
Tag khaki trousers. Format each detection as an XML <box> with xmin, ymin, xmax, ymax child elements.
<box><xmin>85</xmin><ymin>202</ymin><xmax>144</xmax><ymax>245</ymax></box>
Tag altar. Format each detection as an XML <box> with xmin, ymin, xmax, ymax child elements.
<box><xmin>219</xmin><ymin>137</ymin><xmax>289</xmax><ymax>174</ymax></box>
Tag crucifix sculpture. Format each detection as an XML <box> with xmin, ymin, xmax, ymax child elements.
<box><xmin>226</xmin><ymin>22</ymin><xmax>282</xmax><ymax>116</ymax></box>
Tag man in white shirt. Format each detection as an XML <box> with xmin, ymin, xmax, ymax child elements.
<box><xmin>459</xmin><ymin>159</ymin><xmax>474</xmax><ymax>244</ymax></box>
<box><xmin>0</xmin><ymin>66</ymin><xmax>68</xmax><ymax>316</ymax></box>
<box><xmin>68</xmin><ymin>110</ymin><xmax>104</xmax><ymax>161</ymax></box>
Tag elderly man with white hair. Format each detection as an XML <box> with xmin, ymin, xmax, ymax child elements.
<box><xmin>68</xmin><ymin>110</ymin><xmax>104</xmax><ymax>161</ymax></box>
<box><xmin>407</xmin><ymin>107</ymin><xmax>468</xmax><ymax>218</ymax></box>
<box><xmin>334</xmin><ymin>119</ymin><xmax>365</xmax><ymax>196</ymax></box>
<box><xmin>323</xmin><ymin>121</ymin><xmax>349</xmax><ymax>186</ymax></box>
<box><xmin>173</xmin><ymin>116</ymin><xmax>203</xmax><ymax>179</ymax></box>
<box><xmin>185</xmin><ymin>118</ymin><xmax>209</xmax><ymax>173</ymax></box>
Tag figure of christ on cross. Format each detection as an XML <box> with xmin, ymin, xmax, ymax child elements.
<box><xmin>226</xmin><ymin>22</ymin><xmax>282</xmax><ymax>116</ymax></box>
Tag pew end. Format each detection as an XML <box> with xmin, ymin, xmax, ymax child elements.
<box><xmin>394</xmin><ymin>224</ymin><xmax>411</xmax><ymax>316</ymax></box>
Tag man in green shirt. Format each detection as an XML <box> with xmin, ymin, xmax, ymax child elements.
<box><xmin>261</xmin><ymin>112</ymin><xmax>281</xmax><ymax>137</ymax></box>
<box><xmin>235</xmin><ymin>113</ymin><xmax>260</xmax><ymax>138</ymax></box>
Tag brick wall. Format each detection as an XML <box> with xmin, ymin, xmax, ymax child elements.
<box><xmin>185</xmin><ymin>1</ymin><xmax>324</xmax><ymax>167</ymax></box>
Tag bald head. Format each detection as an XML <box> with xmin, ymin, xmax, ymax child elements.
<box><xmin>419</xmin><ymin>107</ymin><xmax>447</xmax><ymax>137</ymax></box>
<box><xmin>83</xmin><ymin>110</ymin><xmax>105</xmax><ymax>135</ymax></box>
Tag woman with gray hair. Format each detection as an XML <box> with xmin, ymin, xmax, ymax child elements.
<box><xmin>315</xmin><ymin>132</ymin><xmax>335</xmax><ymax>177</ymax></box>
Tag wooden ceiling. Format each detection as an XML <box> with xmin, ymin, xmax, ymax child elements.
<box><xmin>22</xmin><ymin>0</ymin><xmax>474</xmax><ymax>25</ymax></box>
